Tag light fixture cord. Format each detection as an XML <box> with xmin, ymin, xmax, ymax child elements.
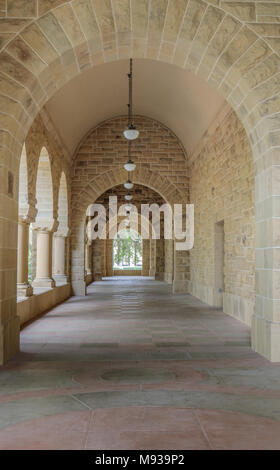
<box><xmin>128</xmin><ymin>58</ymin><xmax>133</xmax><ymax>126</ymax></box>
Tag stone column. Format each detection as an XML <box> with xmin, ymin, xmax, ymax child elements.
<box><xmin>53</xmin><ymin>234</ymin><xmax>67</xmax><ymax>284</ymax></box>
<box><xmin>85</xmin><ymin>242</ymin><xmax>90</xmax><ymax>274</ymax></box>
<box><xmin>106</xmin><ymin>239</ymin><xmax>113</xmax><ymax>277</ymax></box>
<box><xmin>92</xmin><ymin>239</ymin><xmax>103</xmax><ymax>281</ymax></box>
<box><xmin>32</xmin><ymin>230</ymin><xmax>55</xmax><ymax>288</ymax></box>
<box><xmin>85</xmin><ymin>240</ymin><xmax>93</xmax><ymax>285</ymax></box>
<box><xmin>155</xmin><ymin>219</ymin><xmax>165</xmax><ymax>281</ymax></box>
<box><xmin>164</xmin><ymin>239</ymin><xmax>174</xmax><ymax>284</ymax></box>
<box><xmin>142</xmin><ymin>239</ymin><xmax>150</xmax><ymax>276</ymax></box>
<box><xmin>17</xmin><ymin>218</ymin><xmax>33</xmax><ymax>297</ymax></box>
<box><xmin>172</xmin><ymin>206</ymin><xmax>191</xmax><ymax>294</ymax></box>
<box><xmin>149</xmin><ymin>239</ymin><xmax>156</xmax><ymax>276</ymax></box>
<box><xmin>155</xmin><ymin>238</ymin><xmax>165</xmax><ymax>281</ymax></box>
<box><xmin>172</xmin><ymin>249</ymin><xmax>190</xmax><ymax>293</ymax></box>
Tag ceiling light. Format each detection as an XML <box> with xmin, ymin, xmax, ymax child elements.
<box><xmin>124</xmin><ymin>59</ymin><xmax>139</xmax><ymax>141</ymax></box>
<box><xmin>125</xmin><ymin>194</ymin><xmax>133</xmax><ymax>201</ymax></box>
<box><xmin>124</xmin><ymin>126</ymin><xmax>139</xmax><ymax>141</ymax></box>
<box><xmin>124</xmin><ymin>179</ymin><xmax>134</xmax><ymax>190</ymax></box>
<box><xmin>124</xmin><ymin>159</ymin><xmax>136</xmax><ymax>172</ymax></box>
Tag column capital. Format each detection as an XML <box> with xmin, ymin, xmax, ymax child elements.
<box><xmin>54</xmin><ymin>227</ymin><xmax>70</xmax><ymax>238</ymax></box>
<box><xmin>18</xmin><ymin>201</ymin><xmax>37</xmax><ymax>225</ymax></box>
<box><xmin>33</xmin><ymin>218</ymin><xmax>59</xmax><ymax>233</ymax></box>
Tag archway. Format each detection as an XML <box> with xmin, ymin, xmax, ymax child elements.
<box><xmin>113</xmin><ymin>229</ymin><xmax>143</xmax><ymax>274</ymax></box>
<box><xmin>32</xmin><ymin>147</ymin><xmax>55</xmax><ymax>288</ymax></box>
<box><xmin>0</xmin><ymin>1</ymin><xmax>279</xmax><ymax>363</ymax></box>
<box><xmin>53</xmin><ymin>172</ymin><xmax>69</xmax><ymax>284</ymax></box>
<box><xmin>84</xmin><ymin>179</ymin><xmax>174</xmax><ymax>287</ymax></box>
<box><xmin>17</xmin><ymin>144</ymin><xmax>33</xmax><ymax>298</ymax></box>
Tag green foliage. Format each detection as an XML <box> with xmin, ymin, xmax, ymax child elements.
<box><xmin>113</xmin><ymin>230</ymin><xmax>142</xmax><ymax>269</ymax></box>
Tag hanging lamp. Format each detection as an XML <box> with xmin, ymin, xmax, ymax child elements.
<box><xmin>124</xmin><ymin>176</ymin><xmax>134</xmax><ymax>190</ymax></box>
<box><xmin>124</xmin><ymin>141</ymin><xmax>136</xmax><ymax>172</ymax></box>
<box><xmin>124</xmin><ymin>59</ymin><xmax>139</xmax><ymax>141</ymax></box>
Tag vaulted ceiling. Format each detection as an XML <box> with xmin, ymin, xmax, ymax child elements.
<box><xmin>45</xmin><ymin>59</ymin><xmax>225</xmax><ymax>159</ymax></box>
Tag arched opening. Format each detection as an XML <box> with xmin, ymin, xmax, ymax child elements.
<box><xmin>85</xmin><ymin>180</ymin><xmax>172</xmax><ymax>287</ymax></box>
<box><xmin>32</xmin><ymin>147</ymin><xmax>55</xmax><ymax>289</ymax></box>
<box><xmin>57</xmin><ymin>172</ymin><xmax>68</xmax><ymax>232</ymax></box>
<box><xmin>18</xmin><ymin>144</ymin><xmax>28</xmax><ymax>217</ymax></box>
<box><xmin>17</xmin><ymin>144</ymin><xmax>33</xmax><ymax>298</ymax></box>
<box><xmin>113</xmin><ymin>229</ymin><xmax>143</xmax><ymax>274</ymax></box>
<box><xmin>35</xmin><ymin>147</ymin><xmax>54</xmax><ymax>226</ymax></box>
<box><xmin>53</xmin><ymin>172</ymin><xmax>69</xmax><ymax>284</ymax></box>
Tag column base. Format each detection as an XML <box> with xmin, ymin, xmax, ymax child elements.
<box><xmin>0</xmin><ymin>315</ymin><xmax>20</xmax><ymax>365</ymax></box>
<box><xmin>155</xmin><ymin>272</ymin><xmax>164</xmax><ymax>281</ymax></box>
<box><xmin>149</xmin><ymin>269</ymin><xmax>155</xmax><ymax>277</ymax></box>
<box><xmin>72</xmin><ymin>280</ymin><xmax>86</xmax><ymax>296</ymax></box>
<box><xmin>173</xmin><ymin>279</ymin><xmax>190</xmax><ymax>294</ymax></box>
<box><xmin>17</xmin><ymin>283</ymin><xmax>33</xmax><ymax>297</ymax></box>
<box><xmin>252</xmin><ymin>314</ymin><xmax>280</xmax><ymax>362</ymax></box>
<box><xmin>164</xmin><ymin>273</ymin><xmax>173</xmax><ymax>284</ymax></box>
<box><xmin>53</xmin><ymin>275</ymin><xmax>68</xmax><ymax>285</ymax></box>
<box><xmin>32</xmin><ymin>278</ymin><xmax>55</xmax><ymax>288</ymax></box>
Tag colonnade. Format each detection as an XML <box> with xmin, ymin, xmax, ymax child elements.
<box><xmin>17</xmin><ymin>218</ymin><xmax>69</xmax><ymax>297</ymax></box>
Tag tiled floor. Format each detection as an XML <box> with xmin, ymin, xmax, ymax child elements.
<box><xmin>1</xmin><ymin>277</ymin><xmax>280</xmax><ymax>449</ymax></box>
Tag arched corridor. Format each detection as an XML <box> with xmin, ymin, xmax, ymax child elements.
<box><xmin>2</xmin><ymin>277</ymin><xmax>280</xmax><ymax>449</ymax></box>
<box><xmin>0</xmin><ymin>0</ymin><xmax>280</xmax><ymax>451</ymax></box>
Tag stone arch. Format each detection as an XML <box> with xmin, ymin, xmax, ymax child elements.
<box><xmin>18</xmin><ymin>144</ymin><xmax>28</xmax><ymax>219</ymax></box>
<box><xmin>0</xmin><ymin>1</ymin><xmax>278</xmax><ymax>166</ymax></box>
<box><xmin>0</xmin><ymin>1</ymin><xmax>279</xmax><ymax>361</ymax></box>
<box><xmin>71</xmin><ymin>167</ymin><xmax>181</xmax><ymax>295</ymax></box>
<box><xmin>57</xmin><ymin>172</ymin><xmax>69</xmax><ymax>235</ymax></box>
<box><xmin>34</xmin><ymin>146</ymin><xmax>54</xmax><ymax>230</ymax></box>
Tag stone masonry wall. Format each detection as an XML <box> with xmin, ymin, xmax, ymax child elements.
<box><xmin>189</xmin><ymin>104</ymin><xmax>255</xmax><ymax>326</ymax></box>
<box><xmin>73</xmin><ymin>116</ymin><xmax>189</xmax><ymax>204</ymax></box>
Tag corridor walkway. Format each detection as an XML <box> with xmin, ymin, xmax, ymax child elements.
<box><xmin>1</xmin><ymin>278</ymin><xmax>280</xmax><ymax>450</ymax></box>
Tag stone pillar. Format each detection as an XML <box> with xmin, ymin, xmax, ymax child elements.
<box><xmin>71</xmin><ymin>221</ymin><xmax>86</xmax><ymax>296</ymax></box>
<box><xmin>252</xmin><ymin>146</ymin><xmax>280</xmax><ymax>362</ymax></box>
<box><xmin>149</xmin><ymin>239</ymin><xmax>156</xmax><ymax>276</ymax></box>
<box><xmin>102</xmin><ymin>239</ymin><xmax>106</xmax><ymax>277</ymax></box>
<box><xmin>142</xmin><ymin>239</ymin><xmax>150</xmax><ymax>276</ymax></box>
<box><xmin>17</xmin><ymin>219</ymin><xmax>33</xmax><ymax>296</ymax></box>
<box><xmin>172</xmin><ymin>207</ymin><xmax>191</xmax><ymax>294</ymax></box>
<box><xmin>53</xmin><ymin>235</ymin><xmax>67</xmax><ymax>284</ymax></box>
<box><xmin>85</xmin><ymin>242</ymin><xmax>90</xmax><ymax>274</ymax></box>
<box><xmin>106</xmin><ymin>239</ymin><xmax>113</xmax><ymax>277</ymax></box>
<box><xmin>92</xmin><ymin>239</ymin><xmax>103</xmax><ymax>281</ymax></box>
<box><xmin>164</xmin><ymin>239</ymin><xmax>174</xmax><ymax>284</ymax></box>
<box><xmin>155</xmin><ymin>219</ymin><xmax>165</xmax><ymax>281</ymax></box>
<box><xmin>155</xmin><ymin>238</ymin><xmax>165</xmax><ymax>281</ymax></box>
<box><xmin>32</xmin><ymin>230</ymin><xmax>55</xmax><ymax>288</ymax></box>
<box><xmin>173</xmin><ymin>249</ymin><xmax>190</xmax><ymax>293</ymax></box>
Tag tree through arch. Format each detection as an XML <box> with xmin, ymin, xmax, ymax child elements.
<box><xmin>113</xmin><ymin>229</ymin><xmax>143</xmax><ymax>271</ymax></box>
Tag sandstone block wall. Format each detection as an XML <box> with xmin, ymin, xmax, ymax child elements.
<box><xmin>73</xmin><ymin>115</ymin><xmax>189</xmax><ymax>203</ymax></box>
<box><xmin>189</xmin><ymin>104</ymin><xmax>255</xmax><ymax>326</ymax></box>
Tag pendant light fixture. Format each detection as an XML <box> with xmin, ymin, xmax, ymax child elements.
<box><xmin>124</xmin><ymin>141</ymin><xmax>136</xmax><ymax>172</ymax></box>
<box><xmin>125</xmin><ymin>194</ymin><xmax>133</xmax><ymax>201</ymax></box>
<box><xmin>124</xmin><ymin>177</ymin><xmax>134</xmax><ymax>190</ymax></box>
<box><xmin>124</xmin><ymin>59</ymin><xmax>139</xmax><ymax>141</ymax></box>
